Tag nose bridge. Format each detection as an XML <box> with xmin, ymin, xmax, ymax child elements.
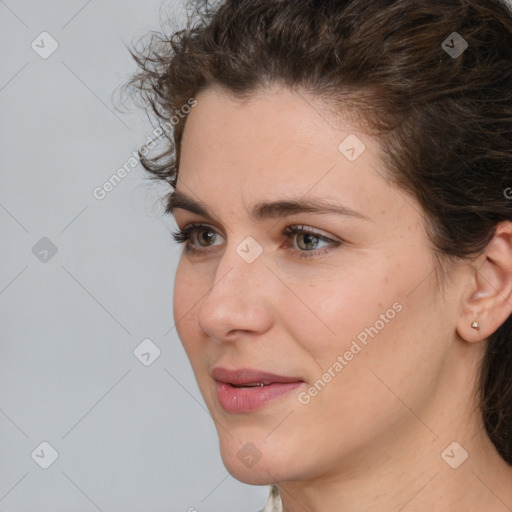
<box><xmin>213</xmin><ymin>234</ymin><xmax>267</xmax><ymax>295</ymax></box>
<box><xmin>197</xmin><ymin>236</ymin><xmax>271</xmax><ymax>338</ymax></box>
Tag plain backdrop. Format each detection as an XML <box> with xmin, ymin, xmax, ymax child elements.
<box><xmin>0</xmin><ymin>0</ymin><xmax>269</xmax><ymax>510</ymax></box>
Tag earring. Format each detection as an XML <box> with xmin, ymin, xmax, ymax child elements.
<box><xmin>471</xmin><ymin>321</ymin><xmax>480</xmax><ymax>330</ymax></box>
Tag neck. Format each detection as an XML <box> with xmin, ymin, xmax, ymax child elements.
<box><xmin>278</xmin><ymin>350</ymin><xmax>512</xmax><ymax>512</ymax></box>
<box><xmin>279</xmin><ymin>424</ymin><xmax>512</xmax><ymax>512</ymax></box>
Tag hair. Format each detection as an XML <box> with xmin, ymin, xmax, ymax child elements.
<box><xmin>125</xmin><ymin>0</ymin><xmax>512</xmax><ymax>464</ymax></box>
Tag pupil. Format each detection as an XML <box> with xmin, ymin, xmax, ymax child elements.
<box><xmin>300</xmin><ymin>233</ymin><xmax>317</xmax><ymax>250</ymax></box>
<box><xmin>200</xmin><ymin>230</ymin><xmax>215</xmax><ymax>246</ymax></box>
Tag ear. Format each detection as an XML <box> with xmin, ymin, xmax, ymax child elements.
<box><xmin>457</xmin><ymin>222</ymin><xmax>512</xmax><ymax>342</ymax></box>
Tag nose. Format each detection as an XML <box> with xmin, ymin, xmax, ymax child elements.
<box><xmin>196</xmin><ymin>241</ymin><xmax>273</xmax><ymax>342</ymax></box>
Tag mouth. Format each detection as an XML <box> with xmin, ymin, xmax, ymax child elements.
<box><xmin>211</xmin><ymin>366</ymin><xmax>305</xmax><ymax>413</ymax></box>
<box><xmin>227</xmin><ymin>381</ymin><xmax>271</xmax><ymax>388</ymax></box>
<box><xmin>211</xmin><ymin>366</ymin><xmax>304</xmax><ymax>386</ymax></box>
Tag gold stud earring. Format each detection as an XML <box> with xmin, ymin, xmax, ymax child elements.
<box><xmin>471</xmin><ymin>321</ymin><xmax>480</xmax><ymax>330</ymax></box>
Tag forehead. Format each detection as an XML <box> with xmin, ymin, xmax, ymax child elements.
<box><xmin>176</xmin><ymin>84</ymin><xmax>409</xmax><ymax>229</ymax></box>
<box><xmin>180</xmin><ymin>85</ymin><xmax>372</xmax><ymax>183</ymax></box>
<box><xmin>182</xmin><ymin>84</ymin><xmax>343</xmax><ymax>150</ymax></box>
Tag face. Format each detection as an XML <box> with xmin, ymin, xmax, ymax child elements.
<box><xmin>171</xmin><ymin>84</ymin><xmax>461</xmax><ymax>485</ymax></box>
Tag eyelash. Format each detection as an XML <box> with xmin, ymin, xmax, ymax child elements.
<box><xmin>170</xmin><ymin>222</ymin><xmax>342</xmax><ymax>259</ymax></box>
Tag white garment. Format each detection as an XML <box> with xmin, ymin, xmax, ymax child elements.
<box><xmin>261</xmin><ymin>485</ymin><xmax>283</xmax><ymax>512</ymax></box>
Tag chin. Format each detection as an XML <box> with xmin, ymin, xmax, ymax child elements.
<box><xmin>220</xmin><ymin>450</ymin><xmax>284</xmax><ymax>485</ymax></box>
<box><xmin>217</xmin><ymin>434</ymin><xmax>295</xmax><ymax>485</ymax></box>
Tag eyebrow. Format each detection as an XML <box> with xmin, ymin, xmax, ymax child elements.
<box><xmin>167</xmin><ymin>189</ymin><xmax>371</xmax><ymax>222</ymax></box>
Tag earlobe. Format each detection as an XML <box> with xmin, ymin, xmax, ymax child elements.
<box><xmin>456</xmin><ymin>222</ymin><xmax>512</xmax><ymax>343</ymax></box>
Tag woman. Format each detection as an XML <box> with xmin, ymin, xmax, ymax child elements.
<box><xmin>126</xmin><ymin>0</ymin><xmax>512</xmax><ymax>510</ymax></box>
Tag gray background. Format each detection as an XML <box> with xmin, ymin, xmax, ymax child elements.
<box><xmin>0</xmin><ymin>1</ymin><xmax>269</xmax><ymax>510</ymax></box>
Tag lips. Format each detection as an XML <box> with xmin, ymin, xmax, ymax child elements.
<box><xmin>212</xmin><ymin>367</ymin><xmax>305</xmax><ymax>413</ymax></box>
<box><xmin>212</xmin><ymin>367</ymin><xmax>305</xmax><ymax>414</ymax></box>
<box><xmin>211</xmin><ymin>367</ymin><xmax>303</xmax><ymax>387</ymax></box>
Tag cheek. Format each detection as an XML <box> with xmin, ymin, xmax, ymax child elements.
<box><xmin>289</xmin><ymin>255</ymin><xmax>436</xmax><ymax>398</ymax></box>
<box><xmin>173</xmin><ymin>255</ymin><xmax>211</xmax><ymax>314</ymax></box>
<box><xmin>302</xmin><ymin>264</ymin><xmax>446</xmax><ymax>421</ymax></box>
<box><xmin>172</xmin><ymin>259</ymin><xmax>187</xmax><ymax>319</ymax></box>
<box><xmin>172</xmin><ymin>258</ymin><xmax>226</xmax><ymax>385</ymax></box>
<box><xmin>284</xmin><ymin>263</ymin><xmax>400</xmax><ymax>363</ymax></box>
<box><xmin>172</xmin><ymin>259</ymin><xmax>205</xmax><ymax>351</ymax></box>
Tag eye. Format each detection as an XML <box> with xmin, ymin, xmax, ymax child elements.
<box><xmin>171</xmin><ymin>222</ymin><xmax>341</xmax><ymax>258</ymax></box>
<box><xmin>171</xmin><ymin>222</ymin><xmax>223</xmax><ymax>252</ymax></box>
<box><xmin>283</xmin><ymin>225</ymin><xmax>339</xmax><ymax>257</ymax></box>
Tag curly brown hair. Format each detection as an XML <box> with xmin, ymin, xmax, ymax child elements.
<box><xmin>125</xmin><ymin>0</ymin><xmax>512</xmax><ymax>464</ymax></box>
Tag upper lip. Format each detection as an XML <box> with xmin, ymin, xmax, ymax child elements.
<box><xmin>211</xmin><ymin>367</ymin><xmax>304</xmax><ymax>385</ymax></box>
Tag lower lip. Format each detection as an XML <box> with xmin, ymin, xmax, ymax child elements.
<box><xmin>215</xmin><ymin>380</ymin><xmax>303</xmax><ymax>413</ymax></box>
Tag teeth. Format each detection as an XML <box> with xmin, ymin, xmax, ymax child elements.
<box><xmin>232</xmin><ymin>382</ymin><xmax>268</xmax><ymax>388</ymax></box>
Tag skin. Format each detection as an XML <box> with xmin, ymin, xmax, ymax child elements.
<box><xmin>171</xmin><ymin>83</ymin><xmax>512</xmax><ymax>511</ymax></box>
